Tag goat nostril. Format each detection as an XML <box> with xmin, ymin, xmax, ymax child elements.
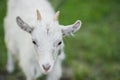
<box><xmin>42</xmin><ymin>64</ymin><xmax>51</xmax><ymax>72</ymax></box>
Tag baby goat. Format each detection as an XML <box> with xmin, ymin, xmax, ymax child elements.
<box><xmin>4</xmin><ymin>0</ymin><xmax>82</xmax><ymax>80</ymax></box>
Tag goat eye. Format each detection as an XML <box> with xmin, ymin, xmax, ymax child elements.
<box><xmin>32</xmin><ymin>41</ymin><xmax>36</xmax><ymax>45</ymax></box>
<box><xmin>57</xmin><ymin>41</ymin><xmax>62</xmax><ymax>46</ymax></box>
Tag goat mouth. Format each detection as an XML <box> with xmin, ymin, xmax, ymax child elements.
<box><xmin>42</xmin><ymin>70</ymin><xmax>51</xmax><ymax>75</ymax></box>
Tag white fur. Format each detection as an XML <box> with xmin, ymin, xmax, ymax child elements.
<box><xmin>4</xmin><ymin>0</ymin><xmax>82</xmax><ymax>80</ymax></box>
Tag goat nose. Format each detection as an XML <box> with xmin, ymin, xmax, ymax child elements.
<box><xmin>42</xmin><ymin>64</ymin><xmax>51</xmax><ymax>72</ymax></box>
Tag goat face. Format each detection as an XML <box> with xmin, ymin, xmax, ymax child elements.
<box><xmin>16</xmin><ymin>10</ymin><xmax>82</xmax><ymax>74</ymax></box>
<box><xmin>31</xmin><ymin>20</ymin><xmax>63</xmax><ymax>74</ymax></box>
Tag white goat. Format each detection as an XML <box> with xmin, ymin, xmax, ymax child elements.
<box><xmin>4</xmin><ymin>0</ymin><xmax>82</xmax><ymax>80</ymax></box>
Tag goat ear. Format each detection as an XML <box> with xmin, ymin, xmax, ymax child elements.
<box><xmin>16</xmin><ymin>16</ymin><xmax>33</xmax><ymax>33</ymax></box>
<box><xmin>61</xmin><ymin>20</ymin><xmax>82</xmax><ymax>36</ymax></box>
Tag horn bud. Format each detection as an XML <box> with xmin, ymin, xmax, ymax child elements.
<box><xmin>54</xmin><ymin>11</ymin><xmax>60</xmax><ymax>21</ymax></box>
<box><xmin>36</xmin><ymin>9</ymin><xmax>41</xmax><ymax>20</ymax></box>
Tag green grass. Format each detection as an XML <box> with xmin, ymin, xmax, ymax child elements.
<box><xmin>0</xmin><ymin>0</ymin><xmax>7</xmax><ymax>70</ymax></box>
<box><xmin>0</xmin><ymin>0</ymin><xmax>120</xmax><ymax>80</ymax></box>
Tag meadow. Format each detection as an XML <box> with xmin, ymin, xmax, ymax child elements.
<box><xmin>0</xmin><ymin>0</ymin><xmax>120</xmax><ymax>80</ymax></box>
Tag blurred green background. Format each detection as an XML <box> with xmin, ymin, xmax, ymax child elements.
<box><xmin>0</xmin><ymin>0</ymin><xmax>120</xmax><ymax>80</ymax></box>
